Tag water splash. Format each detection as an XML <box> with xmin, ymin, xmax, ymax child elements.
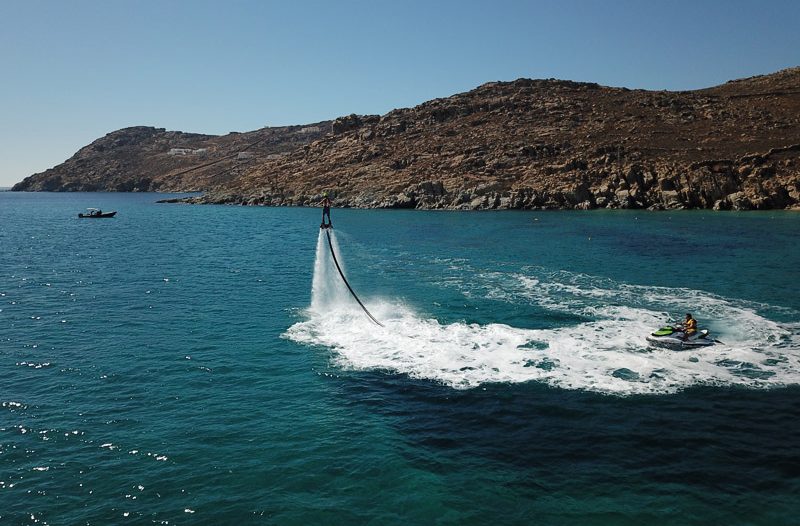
<box><xmin>288</xmin><ymin>238</ymin><xmax>800</xmax><ymax>396</ymax></box>
<box><xmin>310</xmin><ymin>230</ymin><xmax>351</xmax><ymax>314</ymax></box>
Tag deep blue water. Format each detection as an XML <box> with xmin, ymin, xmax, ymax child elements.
<box><xmin>1</xmin><ymin>192</ymin><xmax>799</xmax><ymax>524</ymax></box>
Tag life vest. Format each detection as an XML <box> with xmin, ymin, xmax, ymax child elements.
<box><xmin>685</xmin><ymin>318</ymin><xmax>697</xmax><ymax>333</ymax></box>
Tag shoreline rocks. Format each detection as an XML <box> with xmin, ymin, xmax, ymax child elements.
<box><xmin>14</xmin><ymin>68</ymin><xmax>800</xmax><ymax>210</ymax></box>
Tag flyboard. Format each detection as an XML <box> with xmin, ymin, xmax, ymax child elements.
<box><xmin>320</xmin><ymin>223</ymin><xmax>384</xmax><ymax>327</ymax></box>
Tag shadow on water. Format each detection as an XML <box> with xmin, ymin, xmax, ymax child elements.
<box><xmin>335</xmin><ymin>371</ymin><xmax>800</xmax><ymax>510</ymax></box>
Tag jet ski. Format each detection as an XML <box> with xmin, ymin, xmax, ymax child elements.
<box><xmin>646</xmin><ymin>325</ymin><xmax>718</xmax><ymax>350</ymax></box>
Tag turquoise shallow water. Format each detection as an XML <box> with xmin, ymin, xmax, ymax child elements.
<box><xmin>1</xmin><ymin>192</ymin><xmax>799</xmax><ymax>524</ymax></box>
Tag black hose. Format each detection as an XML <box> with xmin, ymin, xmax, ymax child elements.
<box><xmin>325</xmin><ymin>229</ymin><xmax>384</xmax><ymax>327</ymax></box>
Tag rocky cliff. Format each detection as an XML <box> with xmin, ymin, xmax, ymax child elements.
<box><xmin>12</xmin><ymin>123</ymin><xmax>331</xmax><ymax>192</ymax></box>
<box><xmin>15</xmin><ymin>68</ymin><xmax>800</xmax><ymax>210</ymax></box>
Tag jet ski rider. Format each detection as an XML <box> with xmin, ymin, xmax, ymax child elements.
<box><xmin>680</xmin><ymin>313</ymin><xmax>698</xmax><ymax>340</ymax></box>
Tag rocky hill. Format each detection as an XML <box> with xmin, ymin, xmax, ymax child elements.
<box><xmin>12</xmin><ymin>123</ymin><xmax>331</xmax><ymax>192</ymax></box>
<box><xmin>15</xmin><ymin>68</ymin><xmax>800</xmax><ymax>210</ymax></box>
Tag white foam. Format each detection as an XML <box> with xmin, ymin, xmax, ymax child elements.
<box><xmin>285</xmin><ymin>237</ymin><xmax>800</xmax><ymax>395</ymax></box>
<box><xmin>310</xmin><ymin>230</ymin><xmax>352</xmax><ymax>314</ymax></box>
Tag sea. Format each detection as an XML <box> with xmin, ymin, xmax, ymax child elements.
<box><xmin>1</xmin><ymin>192</ymin><xmax>799</xmax><ymax>525</ymax></box>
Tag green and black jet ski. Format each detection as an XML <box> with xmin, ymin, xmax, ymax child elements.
<box><xmin>646</xmin><ymin>325</ymin><xmax>718</xmax><ymax>350</ymax></box>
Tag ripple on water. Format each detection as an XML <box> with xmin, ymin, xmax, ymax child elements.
<box><xmin>2</xmin><ymin>196</ymin><xmax>799</xmax><ymax>524</ymax></box>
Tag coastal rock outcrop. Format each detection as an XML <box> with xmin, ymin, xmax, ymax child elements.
<box><xmin>14</xmin><ymin>68</ymin><xmax>800</xmax><ymax>210</ymax></box>
<box><xmin>12</xmin><ymin>123</ymin><xmax>331</xmax><ymax>193</ymax></box>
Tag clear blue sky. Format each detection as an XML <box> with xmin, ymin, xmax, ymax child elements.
<box><xmin>1</xmin><ymin>0</ymin><xmax>798</xmax><ymax>187</ymax></box>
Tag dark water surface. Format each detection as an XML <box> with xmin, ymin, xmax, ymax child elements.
<box><xmin>1</xmin><ymin>192</ymin><xmax>798</xmax><ymax>524</ymax></box>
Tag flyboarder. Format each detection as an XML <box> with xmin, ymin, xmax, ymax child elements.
<box><xmin>321</xmin><ymin>192</ymin><xmax>332</xmax><ymax>229</ymax></box>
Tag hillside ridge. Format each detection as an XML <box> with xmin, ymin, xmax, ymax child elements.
<box><xmin>14</xmin><ymin>68</ymin><xmax>800</xmax><ymax>210</ymax></box>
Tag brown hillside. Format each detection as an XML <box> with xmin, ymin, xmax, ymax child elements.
<box><xmin>15</xmin><ymin>68</ymin><xmax>800</xmax><ymax>210</ymax></box>
<box><xmin>203</xmin><ymin>67</ymin><xmax>800</xmax><ymax>210</ymax></box>
<box><xmin>12</xmin><ymin>123</ymin><xmax>331</xmax><ymax>192</ymax></box>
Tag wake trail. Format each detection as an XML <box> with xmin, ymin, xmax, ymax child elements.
<box><xmin>288</xmin><ymin>238</ymin><xmax>800</xmax><ymax>396</ymax></box>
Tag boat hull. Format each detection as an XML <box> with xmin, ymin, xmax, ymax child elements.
<box><xmin>78</xmin><ymin>211</ymin><xmax>117</xmax><ymax>218</ymax></box>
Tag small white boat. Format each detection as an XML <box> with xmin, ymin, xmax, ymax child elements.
<box><xmin>78</xmin><ymin>208</ymin><xmax>117</xmax><ymax>218</ymax></box>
